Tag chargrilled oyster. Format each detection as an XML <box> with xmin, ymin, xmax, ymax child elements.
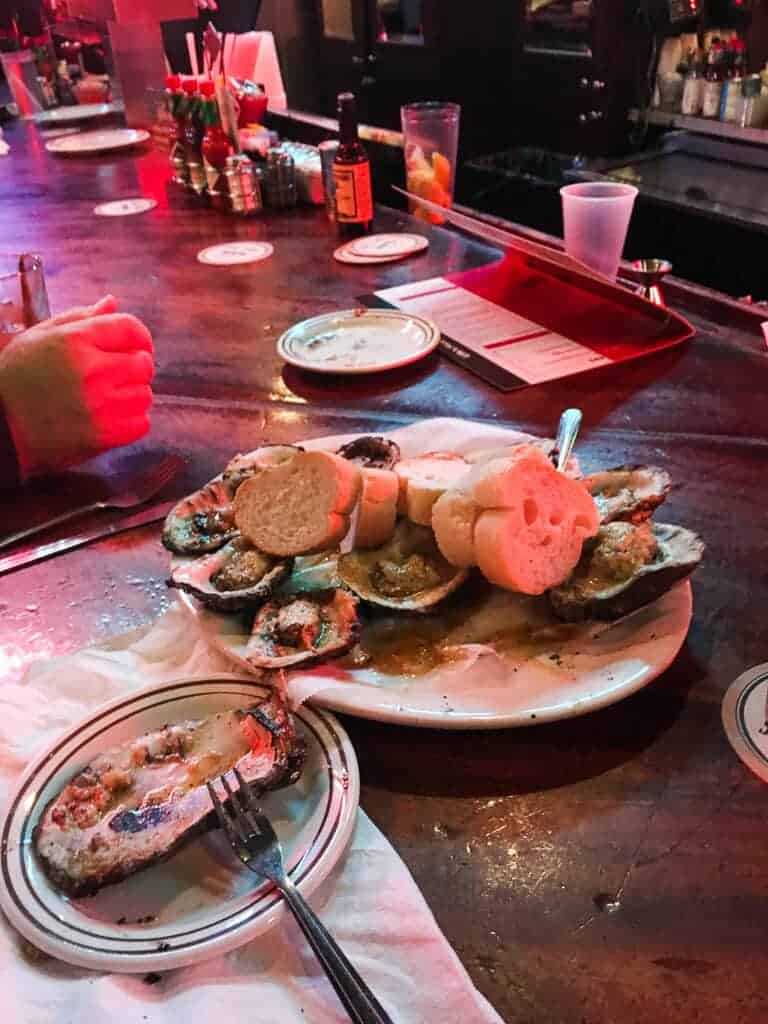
<box><xmin>168</xmin><ymin>538</ymin><xmax>291</xmax><ymax>611</ymax></box>
<box><xmin>548</xmin><ymin>521</ymin><xmax>704</xmax><ymax>622</ymax></box>
<box><xmin>246</xmin><ymin>589</ymin><xmax>359</xmax><ymax>668</ymax></box>
<box><xmin>35</xmin><ymin>691</ymin><xmax>305</xmax><ymax>897</ymax></box>
<box><xmin>338</xmin><ymin>519</ymin><xmax>468</xmax><ymax>611</ymax></box>
<box><xmin>162</xmin><ymin>480</ymin><xmax>236</xmax><ymax>555</ymax></box>
<box><xmin>582</xmin><ymin>466</ymin><xmax>671</xmax><ymax>524</ymax></box>
<box><xmin>336</xmin><ymin>435</ymin><xmax>401</xmax><ymax>469</ymax></box>
<box><xmin>222</xmin><ymin>444</ymin><xmax>304</xmax><ymax>497</ymax></box>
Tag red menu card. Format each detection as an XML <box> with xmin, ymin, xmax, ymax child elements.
<box><xmin>367</xmin><ymin>196</ymin><xmax>695</xmax><ymax>391</ymax></box>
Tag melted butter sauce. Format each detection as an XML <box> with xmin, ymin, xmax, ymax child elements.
<box><xmin>340</xmin><ymin>578</ymin><xmax>583</xmax><ymax>678</ymax></box>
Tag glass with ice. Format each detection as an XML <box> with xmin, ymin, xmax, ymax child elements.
<box><xmin>0</xmin><ymin>254</ymin><xmax>50</xmax><ymax>348</ymax></box>
<box><xmin>401</xmin><ymin>102</ymin><xmax>460</xmax><ymax>224</ymax></box>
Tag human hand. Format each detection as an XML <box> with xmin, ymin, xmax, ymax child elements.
<box><xmin>0</xmin><ymin>296</ymin><xmax>154</xmax><ymax>478</ymax></box>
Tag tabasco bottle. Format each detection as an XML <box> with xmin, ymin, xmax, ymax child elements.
<box><xmin>182</xmin><ymin>79</ymin><xmax>206</xmax><ymax>193</ymax></box>
<box><xmin>332</xmin><ymin>92</ymin><xmax>373</xmax><ymax>238</ymax></box>
<box><xmin>200</xmin><ymin>80</ymin><xmax>233</xmax><ymax>206</ymax></box>
<box><xmin>165</xmin><ymin>74</ymin><xmax>189</xmax><ymax>185</ymax></box>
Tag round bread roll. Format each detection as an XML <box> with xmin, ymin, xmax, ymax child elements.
<box><xmin>394</xmin><ymin>452</ymin><xmax>468</xmax><ymax>525</ymax></box>
<box><xmin>354</xmin><ymin>467</ymin><xmax>399</xmax><ymax>549</ymax></box>
<box><xmin>234</xmin><ymin>450</ymin><xmax>361</xmax><ymax>556</ymax></box>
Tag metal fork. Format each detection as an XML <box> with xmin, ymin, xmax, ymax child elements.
<box><xmin>0</xmin><ymin>454</ymin><xmax>183</xmax><ymax>551</ymax></box>
<box><xmin>207</xmin><ymin>768</ymin><xmax>394</xmax><ymax>1024</ymax></box>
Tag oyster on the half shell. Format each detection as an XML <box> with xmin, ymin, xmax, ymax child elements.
<box><xmin>246</xmin><ymin>589</ymin><xmax>360</xmax><ymax>668</ymax></box>
<box><xmin>548</xmin><ymin>521</ymin><xmax>704</xmax><ymax>622</ymax></box>
<box><xmin>338</xmin><ymin>519</ymin><xmax>469</xmax><ymax>611</ymax></box>
<box><xmin>335</xmin><ymin>435</ymin><xmax>401</xmax><ymax>469</ymax></box>
<box><xmin>162</xmin><ymin>480</ymin><xmax>237</xmax><ymax>555</ymax></box>
<box><xmin>168</xmin><ymin>538</ymin><xmax>292</xmax><ymax>611</ymax></box>
<box><xmin>582</xmin><ymin>465</ymin><xmax>672</xmax><ymax>524</ymax></box>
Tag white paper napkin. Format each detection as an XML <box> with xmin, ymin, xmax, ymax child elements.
<box><xmin>0</xmin><ymin>604</ymin><xmax>504</xmax><ymax>1024</ymax></box>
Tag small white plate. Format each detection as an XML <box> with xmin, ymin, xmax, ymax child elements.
<box><xmin>34</xmin><ymin>102</ymin><xmax>120</xmax><ymax>125</ymax></box>
<box><xmin>277</xmin><ymin>308</ymin><xmax>440</xmax><ymax>374</ymax></box>
<box><xmin>0</xmin><ymin>675</ymin><xmax>358</xmax><ymax>972</ymax></box>
<box><xmin>197</xmin><ymin>242</ymin><xmax>274</xmax><ymax>267</ymax></box>
<box><xmin>45</xmin><ymin>128</ymin><xmax>150</xmax><ymax>155</ymax></box>
<box><xmin>94</xmin><ymin>198</ymin><xmax>157</xmax><ymax>217</ymax></box>
<box><xmin>722</xmin><ymin>663</ymin><xmax>768</xmax><ymax>784</ymax></box>
<box><xmin>333</xmin><ymin>245</ymin><xmax>407</xmax><ymax>266</ymax></box>
<box><xmin>346</xmin><ymin>233</ymin><xmax>428</xmax><ymax>258</ymax></box>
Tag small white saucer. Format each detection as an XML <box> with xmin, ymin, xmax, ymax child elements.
<box><xmin>722</xmin><ymin>663</ymin><xmax>768</xmax><ymax>783</ymax></box>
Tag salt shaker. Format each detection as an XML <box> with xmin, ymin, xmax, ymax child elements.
<box><xmin>263</xmin><ymin>148</ymin><xmax>297</xmax><ymax>209</ymax></box>
<box><xmin>224</xmin><ymin>154</ymin><xmax>263</xmax><ymax>216</ymax></box>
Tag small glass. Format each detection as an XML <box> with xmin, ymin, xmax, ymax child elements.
<box><xmin>0</xmin><ymin>253</ymin><xmax>50</xmax><ymax>347</ymax></box>
<box><xmin>400</xmin><ymin>101</ymin><xmax>460</xmax><ymax>225</ymax></box>
<box><xmin>560</xmin><ymin>182</ymin><xmax>638</xmax><ymax>281</ymax></box>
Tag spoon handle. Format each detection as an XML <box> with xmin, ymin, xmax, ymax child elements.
<box><xmin>552</xmin><ymin>408</ymin><xmax>582</xmax><ymax>473</ymax></box>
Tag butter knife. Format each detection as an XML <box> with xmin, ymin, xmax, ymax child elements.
<box><xmin>0</xmin><ymin>500</ymin><xmax>174</xmax><ymax>577</ymax></box>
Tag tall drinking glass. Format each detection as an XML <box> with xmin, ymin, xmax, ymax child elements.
<box><xmin>401</xmin><ymin>102</ymin><xmax>460</xmax><ymax>224</ymax></box>
<box><xmin>560</xmin><ymin>182</ymin><xmax>638</xmax><ymax>281</ymax></box>
<box><xmin>0</xmin><ymin>253</ymin><xmax>51</xmax><ymax>347</ymax></box>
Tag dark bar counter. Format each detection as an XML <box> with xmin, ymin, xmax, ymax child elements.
<box><xmin>2</xmin><ymin>118</ymin><xmax>768</xmax><ymax>1023</ymax></box>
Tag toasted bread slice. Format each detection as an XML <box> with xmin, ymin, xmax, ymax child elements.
<box><xmin>394</xmin><ymin>452</ymin><xmax>468</xmax><ymax>526</ymax></box>
<box><xmin>234</xmin><ymin>450</ymin><xmax>361</xmax><ymax>556</ymax></box>
<box><xmin>354</xmin><ymin>467</ymin><xmax>399</xmax><ymax>549</ymax></box>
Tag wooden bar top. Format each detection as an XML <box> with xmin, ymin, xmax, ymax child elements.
<box><xmin>2</xmin><ymin>120</ymin><xmax>768</xmax><ymax>1023</ymax></box>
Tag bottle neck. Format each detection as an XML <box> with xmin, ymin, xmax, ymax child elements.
<box><xmin>338</xmin><ymin>101</ymin><xmax>360</xmax><ymax>147</ymax></box>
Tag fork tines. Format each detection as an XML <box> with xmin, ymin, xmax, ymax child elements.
<box><xmin>206</xmin><ymin>768</ymin><xmax>264</xmax><ymax>854</ymax></box>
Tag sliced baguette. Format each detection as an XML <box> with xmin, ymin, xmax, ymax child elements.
<box><xmin>394</xmin><ymin>452</ymin><xmax>469</xmax><ymax>526</ymax></box>
<box><xmin>354</xmin><ymin>467</ymin><xmax>399</xmax><ymax>549</ymax></box>
<box><xmin>432</xmin><ymin>444</ymin><xmax>600</xmax><ymax>594</ymax></box>
<box><xmin>431</xmin><ymin>489</ymin><xmax>479</xmax><ymax>568</ymax></box>
<box><xmin>234</xmin><ymin>450</ymin><xmax>361</xmax><ymax>556</ymax></box>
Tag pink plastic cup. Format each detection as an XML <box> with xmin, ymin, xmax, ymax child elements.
<box><xmin>560</xmin><ymin>182</ymin><xmax>638</xmax><ymax>281</ymax></box>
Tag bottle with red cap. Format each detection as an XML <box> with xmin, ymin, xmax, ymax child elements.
<box><xmin>200</xmin><ymin>80</ymin><xmax>233</xmax><ymax>207</ymax></box>
<box><xmin>165</xmin><ymin>74</ymin><xmax>189</xmax><ymax>185</ymax></box>
<box><xmin>182</xmin><ymin>78</ymin><xmax>206</xmax><ymax>194</ymax></box>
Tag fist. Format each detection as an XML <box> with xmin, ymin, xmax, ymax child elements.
<box><xmin>0</xmin><ymin>296</ymin><xmax>154</xmax><ymax>478</ymax></box>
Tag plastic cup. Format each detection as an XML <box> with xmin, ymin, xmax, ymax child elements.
<box><xmin>401</xmin><ymin>101</ymin><xmax>460</xmax><ymax>225</ymax></box>
<box><xmin>560</xmin><ymin>182</ymin><xmax>638</xmax><ymax>281</ymax></box>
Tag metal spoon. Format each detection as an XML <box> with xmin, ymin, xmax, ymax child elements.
<box><xmin>551</xmin><ymin>408</ymin><xmax>582</xmax><ymax>473</ymax></box>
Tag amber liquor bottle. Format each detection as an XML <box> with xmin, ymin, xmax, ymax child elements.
<box><xmin>332</xmin><ymin>92</ymin><xmax>373</xmax><ymax>238</ymax></box>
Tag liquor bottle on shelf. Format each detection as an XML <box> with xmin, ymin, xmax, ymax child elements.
<box><xmin>701</xmin><ymin>41</ymin><xmax>725</xmax><ymax>118</ymax></box>
<box><xmin>681</xmin><ymin>50</ymin><xmax>703</xmax><ymax>116</ymax></box>
<box><xmin>332</xmin><ymin>92</ymin><xmax>373</xmax><ymax>238</ymax></box>
<box><xmin>200</xmin><ymin>80</ymin><xmax>233</xmax><ymax>208</ymax></box>
<box><xmin>182</xmin><ymin>79</ymin><xmax>206</xmax><ymax>194</ymax></box>
<box><xmin>720</xmin><ymin>39</ymin><xmax>746</xmax><ymax>122</ymax></box>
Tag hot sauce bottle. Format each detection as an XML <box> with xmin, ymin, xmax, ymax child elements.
<box><xmin>200</xmin><ymin>80</ymin><xmax>233</xmax><ymax>206</ymax></box>
<box><xmin>165</xmin><ymin>74</ymin><xmax>189</xmax><ymax>184</ymax></box>
<box><xmin>182</xmin><ymin>79</ymin><xmax>206</xmax><ymax>193</ymax></box>
<box><xmin>332</xmin><ymin>92</ymin><xmax>373</xmax><ymax>238</ymax></box>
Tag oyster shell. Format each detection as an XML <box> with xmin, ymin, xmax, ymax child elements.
<box><xmin>246</xmin><ymin>589</ymin><xmax>360</xmax><ymax>668</ymax></box>
<box><xmin>336</xmin><ymin>435</ymin><xmax>401</xmax><ymax>469</ymax></box>
<box><xmin>168</xmin><ymin>538</ymin><xmax>291</xmax><ymax>611</ymax></box>
<box><xmin>582</xmin><ymin>465</ymin><xmax>671</xmax><ymax>524</ymax></box>
<box><xmin>338</xmin><ymin>519</ymin><xmax>469</xmax><ymax>611</ymax></box>
<box><xmin>162</xmin><ymin>480</ymin><xmax>237</xmax><ymax>555</ymax></box>
<box><xmin>548</xmin><ymin>521</ymin><xmax>704</xmax><ymax>622</ymax></box>
<box><xmin>222</xmin><ymin>444</ymin><xmax>304</xmax><ymax>496</ymax></box>
<box><xmin>35</xmin><ymin>691</ymin><xmax>305</xmax><ymax>896</ymax></box>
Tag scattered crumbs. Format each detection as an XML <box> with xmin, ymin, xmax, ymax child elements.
<box><xmin>143</xmin><ymin>973</ymin><xmax>162</xmax><ymax>986</ymax></box>
<box><xmin>157</xmin><ymin>942</ymin><xmax>171</xmax><ymax>953</ymax></box>
<box><xmin>116</xmin><ymin>916</ymin><xmax>127</xmax><ymax>925</ymax></box>
<box><xmin>548</xmin><ymin>653</ymin><xmax>563</xmax><ymax>667</ymax></box>
<box><xmin>136</xmin><ymin>915</ymin><xmax>156</xmax><ymax>925</ymax></box>
<box><xmin>650</xmin><ymin>633</ymin><xmax>657</xmax><ymax>640</ymax></box>
<box><xmin>530</xmin><ymin>714</ymin><xmax>537</xmax><ymax>719</ymax></box>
